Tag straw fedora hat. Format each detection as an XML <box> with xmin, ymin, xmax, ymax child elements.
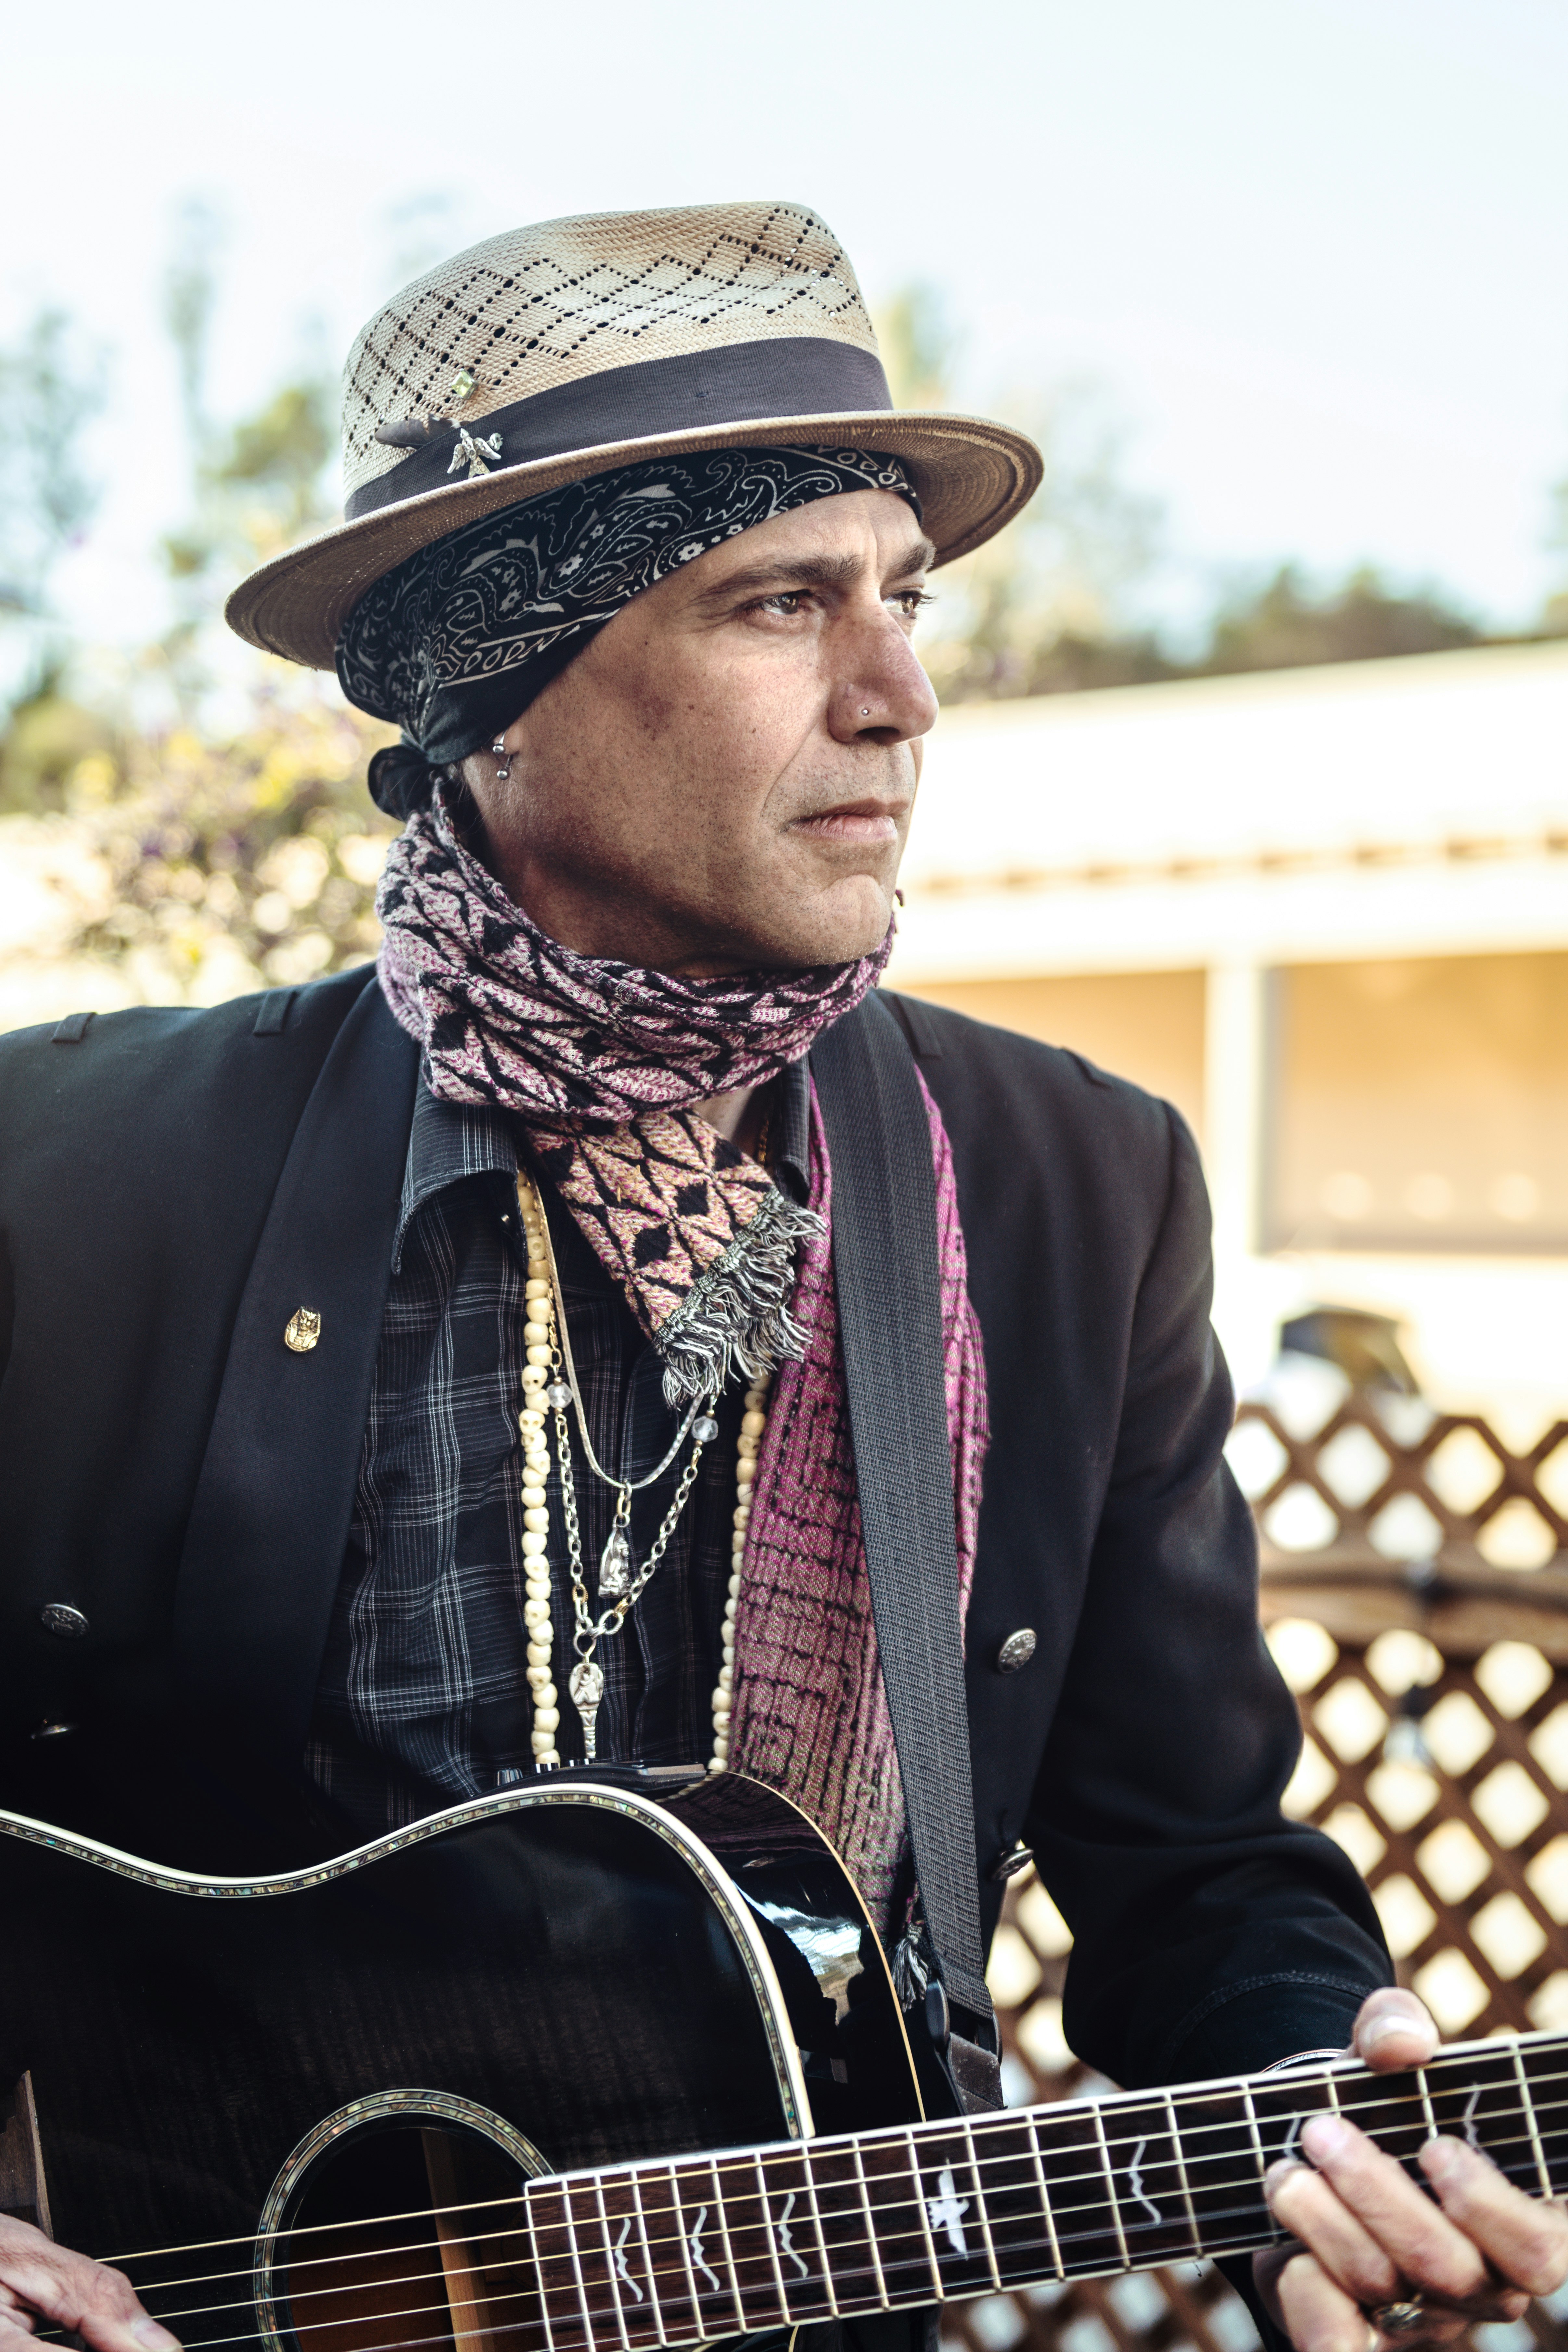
<box><xmin>226</xmin><ymin>199</ymin><xmax>1043</xmax><ymax>671</ymax></box>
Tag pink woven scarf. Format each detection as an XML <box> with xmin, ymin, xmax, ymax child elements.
<box><xmin>377</xmin><ymin>791</ymin><xmax>989</xmax><ymax>1920</ymax></box>
<box><xmin>734</xmin><ymin>1076</ymin><xmax>988</xmax><ymax>1924</ymax></box>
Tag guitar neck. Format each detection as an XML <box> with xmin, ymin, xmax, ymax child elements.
<box><xmin>520</xmin><ymin>2030</ymin><xmax>1568</xmax><ymax>2350</ymax></box>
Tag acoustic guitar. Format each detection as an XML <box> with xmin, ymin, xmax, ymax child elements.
<box><xmin>1</xmin><ymin>1768</ymin><xmax>1562</xmax><ymax>2352</ymax></box>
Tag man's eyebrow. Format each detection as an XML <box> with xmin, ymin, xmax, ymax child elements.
<box><xmin>690</xmin><ymin>535</ymin><xmax>938</xmax><ymax>608</ymax></box>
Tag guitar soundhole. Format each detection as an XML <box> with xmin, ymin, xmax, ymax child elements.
<box><xmin>272</xmin><ymin>2120</ymin><xmax>537</xmax><ymax>2352</ymax></box>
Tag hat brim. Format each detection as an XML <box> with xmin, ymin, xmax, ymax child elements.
<box><xmin>224</xmin><ymin>409</ymin><xmax>1043</xmax><ymax>672</ymax></box>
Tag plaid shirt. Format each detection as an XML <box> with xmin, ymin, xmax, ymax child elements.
<box><xmin>306</xmin><ymin>1065</ymin><xmax>810</xmax><ymax>1839</ymax></box>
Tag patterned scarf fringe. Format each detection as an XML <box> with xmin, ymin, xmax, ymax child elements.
<box><xmin>654</xmin><ymin>1189</ymin><xmax>826</xmax><ymax>1407</ymax></box>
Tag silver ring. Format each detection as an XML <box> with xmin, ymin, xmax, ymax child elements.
<box><xmin>1370</xmin><ymin>2299</ymin><xmax>1429</xmax><ymax>2336</ymax></box>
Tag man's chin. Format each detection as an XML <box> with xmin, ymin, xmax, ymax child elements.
<box><xmin>655</xmin><ymin>872</ymin><xmax>896</xmax><ymax>976</ymax></box>
<box><xmin>765</xmin><ymin>867</ymin><xmax>897</xmax><ymax>963</ymax></box>
<box><xmin>742</xmin><ymin>909</ymin><xmax>894</xmax><ymax>975</ymax></box>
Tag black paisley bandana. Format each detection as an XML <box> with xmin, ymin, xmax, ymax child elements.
<box><xmin>336</xmin><ymin>444</ymin><xmax>921</xmax><ymax>817</ymax></box>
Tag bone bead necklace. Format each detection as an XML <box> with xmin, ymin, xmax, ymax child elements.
<box><xmin>515</xmin><ymin>1170</ymin><xmax>770</xmax><ymax>1772</ymax></box>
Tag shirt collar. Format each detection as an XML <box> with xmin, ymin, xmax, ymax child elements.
<box><xmin>395</xmin><ymin>1054</ymin><xmax>814</xmax><ymax>1265</ymax></box>
<box><xmin>394</xmin><ymin>1084</ymin><xmax>518</xmax><ymax>1268</ymax></box>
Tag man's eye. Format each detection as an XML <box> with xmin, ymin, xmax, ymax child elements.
<box><xmin>891</xmin><ymin>588</ymin><xmax>933</xmax><ymax>618</ymax></box>
<box><xmin>759</xmin><ymin>591</ymin><xmax>806</xmax><ymax>615</ymax></box>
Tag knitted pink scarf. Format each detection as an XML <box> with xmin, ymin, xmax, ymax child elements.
<box><xmin>377</xmin><ymin>793</ymin><xmax>989</xmax><ymax>1921</ymax></box>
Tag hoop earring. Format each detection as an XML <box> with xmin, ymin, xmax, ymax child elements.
<box><xmin>491</xmin><ymin>733</ymin><xmax>512</xmax><ymax>782</ymax></box>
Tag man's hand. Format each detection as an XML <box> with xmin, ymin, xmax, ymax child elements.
<box><xmin>0</xmin><ymin>2213</ymin><xmax>180</xmax><ymax>2352</ymax></box>
<box><xmin>1256</xmin><ymin>1988</ymin><xmax>1568</xmax><ymax>2351</ymax></box>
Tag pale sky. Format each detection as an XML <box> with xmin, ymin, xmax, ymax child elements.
<box><xmin>6</xmin><ymin>0</ymin><xmax>1568</xmax><ymax>652</ymax></box>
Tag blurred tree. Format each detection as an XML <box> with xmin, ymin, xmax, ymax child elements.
<box><xmin>209</xmin><ymin>377</ymin><xmax>336</xmax><ymax>553</ymax></box>
<box><xmin>158</xmin><ymin>194</ymin><xmax>335</xmax><ymax>662</ymax></box>
<box><xmin>0</xmin><ymin>677</ymin><xmax>112</xmax><ymax>815</ymax></box>
<box><xmin>0</xmin><ymin>308</ymin><xmax>106</xmax><ymax>632</ymax></box>
<box><xmin>0</xmin><ymin>678</ymin><xmax>397</xmax><ymax>1030</ymax></box>
<box><xmin>873</xmin><ymin>282</ymin><xmax>1166</xmax><ymax>703</ymax></box>
<box><xmin>159</xmin><ymin>194</ymin><xmax>228</xmax><ymax>685</ymax></box>
<box><xmin>876</xmin><ymin>283</ymin><xmax>960</xmax><ymax>414</ymax></box>
<box><xmin>915</xmin><ymin>379</ymin><xmax>1165</xmax><ymax>704</ymax></box>
<box><xmin>1198</xmin><ymin>563</ymin><xmax>1481</xmax><ymax>674</ymax></box>
<box><xmin>164</xmin><ymin>195</ymin><xmax>224</xmax><ymax>462</ymax></box>
<box><xmin>148</xmin><ymin>361</ymin><xmax>336</xmax><ymax>720</ymax></box>
<box><xmin>872</xmin><ymin>287</ymin><xmax>1505</xmax><ymax>702</ymax></box>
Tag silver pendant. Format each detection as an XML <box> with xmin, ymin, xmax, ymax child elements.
<box><xmin>598</xmin><ymin>1524</ymin><xmax>633</xmax><ymax>1599</ymax></box>
<box><xmin>569</xmin><ymin>1659</ymin><xmax>605</xmax><ymax>1760</ymax></box>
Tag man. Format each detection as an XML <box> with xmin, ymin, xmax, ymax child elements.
<box><xmin>0</xmin><ymin>201</ymin><xmax>1562</xmax><ymax>2352</ymax></box>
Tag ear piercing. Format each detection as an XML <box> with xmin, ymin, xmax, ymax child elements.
<box><xmin>492</xmin><ymin>733</ymin><xmax>512</xmax><ymax>781</ymax></box>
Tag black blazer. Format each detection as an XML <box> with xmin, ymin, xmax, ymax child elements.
<box><xmin>0</xmin><ymin>968</ymin><xmax>1388</xmax><ymax>2091</ymax></box>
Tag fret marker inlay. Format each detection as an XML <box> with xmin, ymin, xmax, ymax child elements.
<box><xmin>926</xmin><ymin>2165</ymin><xmax>972</xmax><ymax>2257</ymax></box>
<box><xmin>775</xmin><ymin>2190</ymin><xmax>810</xmax><ymax>2280</ymax></box>
<box><xmin>614</xmin><ymin>2214</ymin><xmax>644</xmax><ymax>2301</ymax></box>
<box><xmin>1127</xmin><ymin>2139</ymin><xmax>1163</xmax><ymax>2225</ymax></box>
<box><xmin>688</xmin><ymin>2205</ymin><xmax>722</xmax><ymax>2297</ymax></box>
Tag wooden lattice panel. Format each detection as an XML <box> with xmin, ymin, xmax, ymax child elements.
<box><xmin>946</xmin><ymin>1397</ymin><xmax>1568</xmax><ymax>2352</ymax></box>
<box><xmin>1230</xmin><ymin>1396</ymin><xmax>1568</xmax><ymax>1646</ymax></box>
<box><xmin>1272</xmin><ymin>1626</ymin><xmax>1568</xmax><ymax>2036</ymax></box>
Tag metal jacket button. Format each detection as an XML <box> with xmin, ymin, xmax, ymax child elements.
<box><xmin>991</xmin><ymin>1839</ymin><xmax>1035</xmax><ymax>1882</ymax></box>
<box><xmin>996</xmin><ymin>1627</ymin><xmax>1036</xmax><ymax>1673</ymax></box>
<box><xmin>40</xmin><ymin>1603</ymin><xmax>89</xmax><ymax>1638</ymax></box>
<box><xmin>30</xmin><ymin>1719</ymin><xmax>77</xmax><ymax>1740</ymax></box>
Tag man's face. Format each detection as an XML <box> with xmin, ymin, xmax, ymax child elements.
<box><xmin>461</xmin><ymin>488</ymin><xmax>938</xmax><ymax>974</ymax></box>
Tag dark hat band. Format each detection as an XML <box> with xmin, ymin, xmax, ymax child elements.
<box><xmin>348</xmin><ymin>336</ymin><xmax>893</xmax><ymax>520</ymax></box>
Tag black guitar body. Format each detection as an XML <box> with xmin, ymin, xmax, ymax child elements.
<box><xmin>10</xmin><ymin>1771</ymin><xmax>1568</xmax><ymax>2352</ymax></box>
<box><xmin>0</xmin><ymin>1771</ymin><xmax>920</xmax><ymax>2350</ymax></box>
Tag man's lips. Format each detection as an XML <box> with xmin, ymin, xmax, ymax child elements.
<box><xmin>793</xmin><ymin>802</ymin><xmax>905</xmax><ymax>844</ymax></box>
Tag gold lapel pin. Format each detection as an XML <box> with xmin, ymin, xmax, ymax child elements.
<box><xmin>284</xmin><ymin>1307</ymin><xmax>322</xmax><ymax>1353</ymax></box>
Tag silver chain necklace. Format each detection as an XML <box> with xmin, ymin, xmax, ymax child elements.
<box><xmin>518</xmin><ymin>1172</ymin><xmax>719</xmax><ymax>1758</ymax></box>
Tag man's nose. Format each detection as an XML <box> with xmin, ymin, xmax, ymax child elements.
<box><xmin>826</xmin><ymin>609</ymin><xmax>940</xmax><ymax>747</ymax></box>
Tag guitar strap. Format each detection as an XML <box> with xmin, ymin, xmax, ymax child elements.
<box><xmin>810</xmin><ymin>991</ymin><xmax>1002</xmax><ymax>2114</ymax></box>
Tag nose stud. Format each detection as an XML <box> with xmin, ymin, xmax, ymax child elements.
<box><xmin>860</xmin><ymin>706</ymin><xmax>871</xmax><ymax>717</ymax></box>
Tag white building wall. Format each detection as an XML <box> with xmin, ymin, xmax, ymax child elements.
<box><xmin>885</xmin><ymin>641</ymin><xmax>1568</xmax><ymax>1430</ymax></box>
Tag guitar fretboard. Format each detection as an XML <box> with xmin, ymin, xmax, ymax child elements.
<box><xmin>517</xmin><ymin>2032</ymin><xmax>1568</xmax><ymax>2352</ymax></box>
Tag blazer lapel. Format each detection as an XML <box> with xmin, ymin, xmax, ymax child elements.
<box><xmin>173</xmin><ymin>981</ymin><xmax>419</xmax><ymax>1773</ymax></box>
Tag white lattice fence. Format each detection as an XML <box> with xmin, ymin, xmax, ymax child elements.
<box><xmin>945</xmin><ymin>1398</ymin><xmax>1568</xmax><ymax>2352</ymax></box>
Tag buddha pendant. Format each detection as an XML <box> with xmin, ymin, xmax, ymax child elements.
<box><xmin>598</xmin><ymin>1522</ymin><xmax>632</xmax><ymax>1600</ymax></box>
<box><xmin>569</xmin><ymin>1659</ymin><xmax>606</xmax><ymax>1759</ymax></box>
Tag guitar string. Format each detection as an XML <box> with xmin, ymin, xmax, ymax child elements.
<box><xmin>79</xmin><ymin>2115</ymin><xmax>1556</xmax><ymax>2328</ymax></box>
<box><xmin>37</xmin><ymin>2173</ymin><xmax>1561</xmax><ymax>2352</ymax></box>
<box><xmin>109</xmin><ymin>2145</ymin><xmax>1554</xmax><ymax>2343</ymax></box>
<box><xmin>76</xmin><ymin>2081</ymin><xmax>1568</xmax><ymax>2326</ymax></box>
<box><xmin>45</xmin><ymin>2146</ymin><xmax>1555</xmax><ymax>2352</ymax></box>
<box><xmin>92</xmin><ymin>2030</ymin><xmax>1568</xmax><ymax>2283</ymax></box>
<box><xmin>86</xmin><ymin>2053</ymin><xmax>1568</xmax><ymax>2304</ymax></box>
<box><xmin>58</xmin><ymin>2121</ymin><xmax>1561</xmax><ymax>2338</ymax></box>
<box><xmin>57</xmin><ymin>2211</ymin><xmax>1450</xmax><ymax>2352</ymax></box>
<box><xmin>101</xmin><ymin>2102</ymin><xmax>1559</xmax><ymax>2317</ymax></box>
<box><xmin>81</xmin><ymin>2130</ymin><xmax>1512</xmax><ymax>2352</ymax></box>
